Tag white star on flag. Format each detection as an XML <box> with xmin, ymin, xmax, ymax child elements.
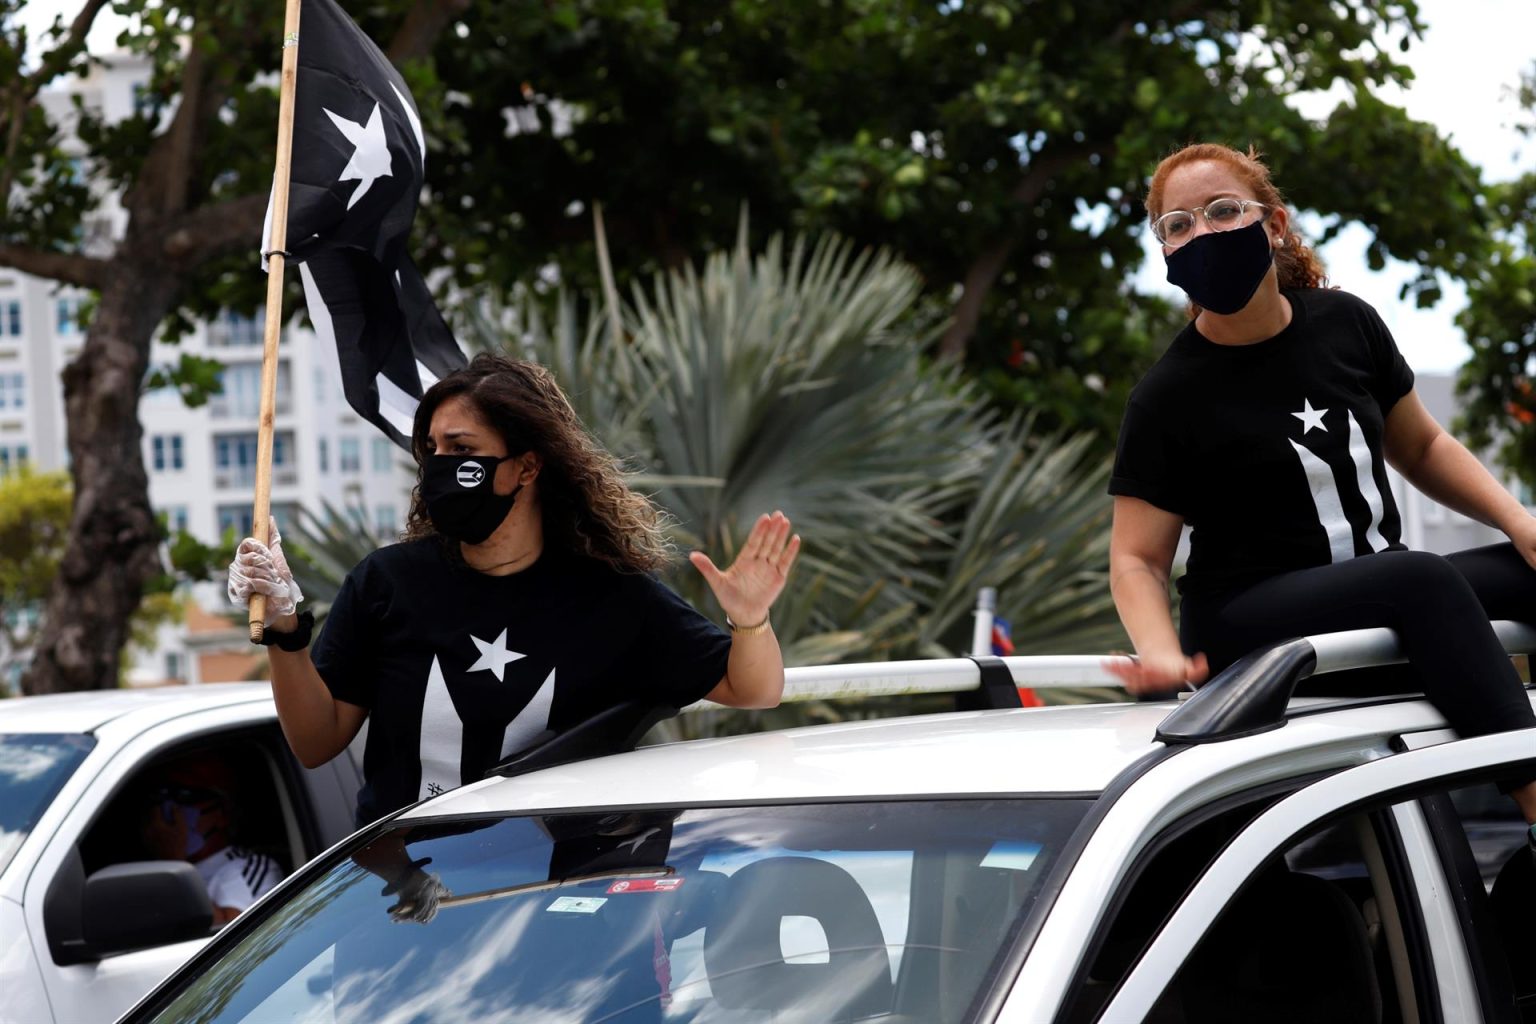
<box><xmin>467</xmin><ymin>628</ymin><xmax>525</xmax><ymax>682</ymax></box>
<box><xmin>323</xmin><ymin>103</ymin><xmax>392</xmax><ymax>210</ymax></box>
<box><xmin>1291</xmin><ymin>398</ymin><xmax>1329</xmax><ymax>434</ymax></box>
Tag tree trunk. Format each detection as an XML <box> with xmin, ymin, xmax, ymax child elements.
<box><xmin>937</xmin><ymin>148</ymin><xmax>1090</xmax><ymax>361</ymax></box>
<box><xmin>938</xmin><ymin>238</ymin><xmax>1016</xmax><ymax>361</ymax></box>
<box><xmin>20</xmin><ymin>251</ymin><xmax>179</xmax><ymax>694</ymax></box>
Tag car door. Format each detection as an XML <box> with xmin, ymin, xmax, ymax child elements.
<box><xmin>1080</xmin><ymin>727</ymin><xmax>1536</xmax><ymax>1024</ymax></box>
<box><xmin>24</xmin><ymin>702</ymin><xmax>358</xmax><ymax>1024</ymax></box>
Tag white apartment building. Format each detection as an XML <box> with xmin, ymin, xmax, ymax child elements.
<box><xmin>1</xmin><ymin>54</ymin><xmax>418</xmax><ymax>692</ymax></box>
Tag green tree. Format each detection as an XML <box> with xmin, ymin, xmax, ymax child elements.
<box><xmin>0</xmin><ymin>0</ymin><xmax>461</xmax><ymax>693</ymax></box>
<box><xmin>424</xmin><ymin>0</ymin><xmax>1492</xmax><ymax>440</ymax></box>
<box><xmin>1455</xmin><ymin>65</ymin><xmax>1536</xmax><ymax>488</ymax></box>
<box><xmin>0</xmin><ymin>466</ymin><xmax>71</xmax><ymax>659</ymax></box>
<box><xmin>0</xmin><ymin>465</ymin><xmax>183</xmax><ymax>691</ymax></box>
<box><xmin>2</xmin><ymin>0</ymin><xmax>1506</xmax><ymax>695</ymax></box>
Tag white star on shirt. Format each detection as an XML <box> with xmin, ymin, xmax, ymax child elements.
<box><xmin>1291</xmin><ymin>398</ymin><xmax>1329</xmax><ymax>434</ymax></box>
<box><xmin>323</xmin><ymin>103</ymin><xmax>392</xmax><ymax>210</ymax></box>
<box><xmin>467</xmin><ymin>628</ymin><xmax>525</xmax><ymax>682</ymax></box>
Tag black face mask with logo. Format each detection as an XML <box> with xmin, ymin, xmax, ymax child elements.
<box><xmin>1164</xmin><ymin>218</ymin><xmax>1275</xmax><ymax>316</ymax></box>
<box><xmin>421</xmin><ymin>454</ymin><xmax>522</xmax><ymax>544</ymax></box>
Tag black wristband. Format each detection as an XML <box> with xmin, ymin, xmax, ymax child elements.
<box><xmin>254</xmin><ymin>609</ymin><xmax>314</xmax><ymax>651</ymax></box>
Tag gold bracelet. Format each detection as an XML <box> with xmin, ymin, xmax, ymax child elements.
<box><xmin>726</xmin><ymin>614</ymin><xmax>772</xmax><ymax>637</ymax></box>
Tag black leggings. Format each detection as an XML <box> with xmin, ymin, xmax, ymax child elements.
<box><xmin>1179</xmin><ymin>544</ymin><xmax>1536</xmax><ymax>740</ymax></box>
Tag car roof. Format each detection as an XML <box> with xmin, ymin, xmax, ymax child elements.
<box><xmin>405</xmin><ymin>701</ymin><xmax>1182</xmax><ymax>819</ymax></box>
<box><xmin>0</xmin><ymin>683</ymin><xmax>274</xmax><ymax>734</ymax></box>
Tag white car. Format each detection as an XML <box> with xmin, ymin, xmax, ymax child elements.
<box><xmin>0</xmin><ymin>684</ymin><xmax>362</xmax><ymax>1024</ymax></box>
<box><xmin>116</xmin><ymin>621</ymin><xmax>1536</xmax><ymax>1023</ymax></box>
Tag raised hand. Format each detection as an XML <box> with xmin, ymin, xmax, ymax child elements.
<box><xmin>689</xmin><ymin>511</ymin><xmax>800</xmax><ymax>628</ymax></box>
<box><xmin>227</xmin><ymin>524</ymin><xmax>304</xmax><ymax>627</ymax></box>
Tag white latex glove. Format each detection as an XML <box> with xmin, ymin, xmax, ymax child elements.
<box><xmin>385</xmin><ymin>869</ymin><xmax>451</xmax><ymax>925</ymax></box>
<box><xmin>227</xmin><ymin>524</ymin><xmax>304</xmax><ymax>626</ymax></box>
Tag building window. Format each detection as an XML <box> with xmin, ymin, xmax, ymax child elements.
<box><xmin>216</xmin><ymin>504</ymin><xmax>254</xmax><ymax>538</ymax></box>
<box><xmin>210</xmin><ymin>309</ymin><xmax>265</xmax><ymax>347</ymax></box>
<box><xmin>164</xmin><ymin>651</ymin><xmax>184</xmax><ymax>681</ymax></box>
<box><xmin>161</xmin><ymin>505</ymin><xmax>189</xmax><ymax>533</ymax></box>
<box><xmin>0</xmin><ymin>444</ymin><xmax>28</xmax><ymax>475</ymax></box>
<box><xmin>151</xmin><ymin>434</ymin><xmax>185</xmax><ymax>471</ymax></box>
<box><xmin>212</xmin><ymin>361</ymin><xmax>286</xmax><ymax>420</ymax></box>
<box><xmin>371</xmin><ymin>437</ymin><xmax>394</xmax><ymax>473</ymax></box>
<box><xmin>56</xmin><ymin>298</ymin><xmax>81</xmax><ymax>335</ymax></box>
<box><xmin>375</xmin><ymin>504</ymin><xmax>397</xmax><ymax>532</ymax></box>
<box><xmin>0</xmin><ymin>373</ymin><xmax>25</xmax><ymax>410</ymax></box>
<box><xmin>215</xmin><ymin>431</ymin><xmax>294</xmax><ymax>487</ymax></box>
<box><xmin>339</xmin><ymin>436</ymin><xmax>361</xmax><ymax>473</ymax></box>
<box><xmin>318</xmin><ymin>437</ymin><xmax>329</xmax><ymax>473</ymax></box>
<box><xmin>2</xmin><ymin>301</ymin><xmax>21</xmax><ymax>338</ymax></box>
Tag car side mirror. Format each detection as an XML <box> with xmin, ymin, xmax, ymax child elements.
<box><xmin>81</xmin><ymin>861</ymin><xmax>213</xmax><ymax>957</ymax></box>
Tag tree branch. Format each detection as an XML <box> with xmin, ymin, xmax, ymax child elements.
<box><xmin>158</xmin><ymin>38</ymin><xmax>210</xmax><ymax>215</ymax></box>
<box><xmin>127</xmin><ymin>28</ymin><xmax>238</xmax><ymax>221</ymax></box>
<box><xmin>160</xmin><ymin>192</ymin><xmax>271</xmax><ymax>266</ymax></box>
<box><xmin>938</xmin><ymin>146</ymin><xmax>1094</xmax><ymax>360</ymax></box>
<box><xmin>1</xmin><ymin>0</ymin><xmax>113</xmax><ymax>217</ymax></box>
<box><xmin>0</xmin><ymin>244</ymin><xmax>109</xmax><ymax>289</ymax></box>
<box><xmin>388</xmin><ymin>0</ymin><xmax>471</xmax><ymax>64</ymax></box>
<box><xmin>25</xmin><ymin>0</ymin><xmax>113</xmax><ymax>93</ymax></box>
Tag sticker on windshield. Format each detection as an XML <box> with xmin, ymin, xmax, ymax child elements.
<box><xmin>547</xmin><ymin>896</ymin><xmax>607</xmax><ymax>914</ymax></box>
<box><xmin>979</xmin><ymin>840</ymin><xmax>1043</xmax><ymax>872</ymax></box>
<box><xmin>608</xmin><ymin>878</ymin><xmax>685</xmax><ymax>894</ymax></box>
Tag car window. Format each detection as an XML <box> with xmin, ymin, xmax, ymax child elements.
<box><xmin>55</xmin><ymin>729</ymin><xmax>305</xmax><ymax>952</ymax></box>
<box><xmin>1142</xmin><ymin>811</ymin><xmax>1425</xmax><ymax>1024</ymax></box>
<box><xmin>1061</xmin><ymin>796</ymin><xmax>1278</xmax><ymax>1023</ymax></box>
<box><xmin>140</xmin><ymin>798</ymin><xmax>1091</xmax><ymax>1023</ymax></box>
<box><xmin>1425</xmin><ymin>779</ymin><xmax>1535</xmax><ymax>1020</ymax></box>
<box><xmin>0</xmin><ymin>733</ymin><xmax>95</xmax><ymax>874</ymax></box>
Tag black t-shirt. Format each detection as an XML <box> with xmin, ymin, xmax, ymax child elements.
<box><xmin>311</xmin><ymin>539</ymin><xmax>731</xmax><ymax>824</ymax></box>
<box><xmin>1109</xmin><ymin>288</ymin><xmax>1416</xmax><ymax>596</ymax></box>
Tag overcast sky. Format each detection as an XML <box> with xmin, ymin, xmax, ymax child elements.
<box><xmin>14</xmin><ymin>0</ymin><xmax>1535</xmax><ymax>374</ymax></box>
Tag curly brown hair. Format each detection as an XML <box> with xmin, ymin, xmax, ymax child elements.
<box><xmin>404</xmin><ymin>354</ymin><xmax>673</xmax><ymax>573</ymax></box>
<box><xmin>1145</xmin><ymin>143</ymin><xmax>1330</xmax><ymax>316</ymax></box>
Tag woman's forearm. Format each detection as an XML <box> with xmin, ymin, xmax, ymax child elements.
<box><xmin>1110</xmin><ymin>561</ymin><xmax>1183</xmax><ymax>660</ymax></box>
<box><xmin>712</xmin><ymin>629</ymin><xmax>786</xmax><ymax>709</ymax></box>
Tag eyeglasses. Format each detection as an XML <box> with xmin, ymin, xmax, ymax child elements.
<box><xmin>1151</xmin><ymin>198</ymin><xmax>1268</xmax><ymax>248</ymax></box>
<box><xmin>149</xmin><ymin>784</ymin><xmax>223</xmax><ymax>807</ymax></box>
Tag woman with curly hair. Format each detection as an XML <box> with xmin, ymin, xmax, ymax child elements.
<box><xmin>229</xmin><ymin>354</ymin><xmax>798</xmax><ymax>825</ymax></box>
<box><xmin>1106</xmin><ymin>143</ymin><xmax>1536</xmax><ymax>839</ymax></box>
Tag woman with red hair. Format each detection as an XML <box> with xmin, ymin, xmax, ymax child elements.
<box><xmin>1107</xmin><ymin>143</ymin><xmax>1536</xmax><ymax>845</ymax></box>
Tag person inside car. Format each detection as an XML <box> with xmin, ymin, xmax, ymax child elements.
<box><xmin>228</xmin><ymin>354</ymin><xmax>800</xmax><ymax>826</ymax></box>
<box><xmin>1107</xmin><ymin>142</ymin><xmax>1536</xmax><ymax>855</ymax></box>
<box><xmin>140</xmin><ymin>753</ymin><xmax>281</xmax><ymax>926</ymax></box>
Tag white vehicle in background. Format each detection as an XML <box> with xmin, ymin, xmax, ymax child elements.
<box><xmin>0</xmin><ymin>685</ymin><xmax>362</xmax><ymax>1024</ymax></box>
<box><xmin>119</xmin><ymin>622</ymin><xmax>1536</xmax><ymax>1024</ymax></box>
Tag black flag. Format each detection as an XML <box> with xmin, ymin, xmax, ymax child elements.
<box><xmin>263</xmin><ymin>0</ymin><xmax>465</xmax><ymax>449</ymax></box>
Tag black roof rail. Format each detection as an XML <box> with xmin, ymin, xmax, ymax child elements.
<box><xmin>489</xmin><ymin>701</ymin><xmax>680</xmax><ymax>780</ymax></box>
<box><xmin>1157</xmin><ymin>619</ymin><xmax>1536</xmax><ymax>746</ymax></box>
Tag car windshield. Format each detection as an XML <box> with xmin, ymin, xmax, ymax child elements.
<box><xmin>0</xmin><ymin>733</ymin><xmax>96</xmax><ymax>875</ymax></box>
<box><xmin>143</xmin><ymin>797</ymin><xmax>1090</xmax><ymax>1023</ymax></box>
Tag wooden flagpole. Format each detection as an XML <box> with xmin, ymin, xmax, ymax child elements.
<box><xmin>250</xmin><ymin>0</ymin><xmax>304</xmax><ymax>643</ymax></box>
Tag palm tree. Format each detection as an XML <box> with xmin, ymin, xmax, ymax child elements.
<box><xmin>291</xmin><ymin>230</ymin><xmax>1127</xmax><ymax>735</ymax></box>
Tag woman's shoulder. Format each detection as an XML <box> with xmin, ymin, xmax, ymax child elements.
<box><xmin>348</xmin><ymin>537</ymin><xmax>446</xmax><ymax>584</ymax></box>
<box><xmin>1129</xmin><ymin>331</ymin><xmax>1201</xmax><ymax>406</ymax></box>
<box><xmin>1289</xmin><ymin>286</ymin><xmax>1379</xmax><ymax>319</ymax></box>
<box><xmin>567</xmin><ymin>553</ymin><xmax>686</xmax><ymax>605</ymax></box>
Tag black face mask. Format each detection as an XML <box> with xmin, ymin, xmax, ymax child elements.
<box><xmin>1164</xmin><ymin>218</ymin><xmax>1274</xmax><ymax>315</ymax></box>
<box><xmin>421</xmin><ymin>455</ymin><xmax>522</xmax><ymax>544</ymax></box>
